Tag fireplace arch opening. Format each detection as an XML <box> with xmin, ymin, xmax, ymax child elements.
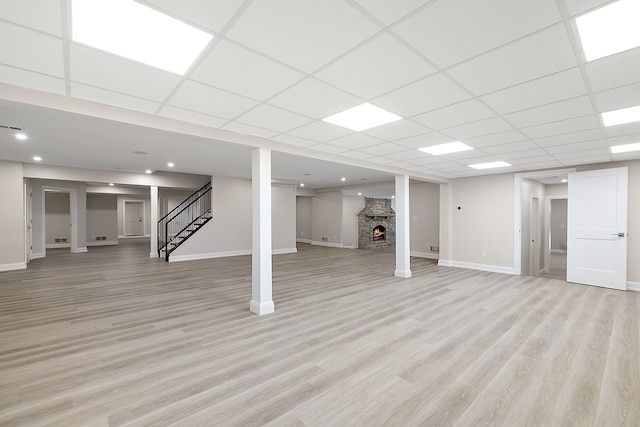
<box><xmin>372</xmin><ymin>225</ymin><xmax>386</xmax><ymax>241</ymax></box>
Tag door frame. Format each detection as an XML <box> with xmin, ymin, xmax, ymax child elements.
<box><xmin>544</xmin><ymin>195</ymin><xmax>568</xmax><ymax>275</ymax></box>
<box><xmin>513</xmin><ymin>168</ymin><xmax>575</xmax><ymax>275</ymax></box>
<box><xmin>123</xmin><ymin>200</ymin><xmax>145</xmax><ymax>236</ymax></box>
<box><xmin>24</xmin><ymin>182</ymin><xmax>32</xmax><ymax>264</ymax></box>
<box><xmin>530</xmin><ymin>196</ymin><xmax>540</xmax><ymax>276</ymax></box>
<box><xmin>42</xmin><ymin>186</ymin><xmax>78</xmax><ymax>256</ymax></box>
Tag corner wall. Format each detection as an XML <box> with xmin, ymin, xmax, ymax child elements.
<box><xmin>0</xmin><ymin>161</ymin><xmax>25</xmax><ymax>270</ymax></box>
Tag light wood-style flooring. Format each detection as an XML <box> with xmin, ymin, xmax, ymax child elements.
<box><xmin>1</xmin><ymin>240</ymin><xmax>639</xmax><ymax>426</ymax></box>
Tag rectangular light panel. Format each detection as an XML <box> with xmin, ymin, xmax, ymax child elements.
<box><xmin>602</xmin><ymin>105</ymin><xmax>640</xmax><ymax>127</ymax></box>
<box><xmin>576</xmin><ymin>0</ymin><xmax>640</xmax><ymax>62</ymax></box>
<box><xmin>468</xmin><ymin>161</ymin><xmax>511</xmax><ymax>170</ymax></box>
<box><xmin>72</xmin><ymin>0</ymin><xmax>213</xmax><ymax>75</ymax></box>
<box><xmin>610</xmin><ymin>142</ymin><xmax>640</xmax><ymax>153</ymax></box>
<box><xmin>418</xmin><ymin>141</ymin><xmax>473</xmax><ymax>155</ymax></box>
<box><xmin>323</xmin><ymin>103</ymin><xmax>402</xmax><ymax>132</ymax></box>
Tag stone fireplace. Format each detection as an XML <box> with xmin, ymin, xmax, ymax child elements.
<box><xmin>358</xmin><ymin>198</ymin><xmax>395</xmax><ymax>249</ymax></box>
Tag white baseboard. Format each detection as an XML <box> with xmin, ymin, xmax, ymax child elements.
<box><xmin>628</xmin><ymin>281</ymin><xmax>640</xmax><ymax>292</ymax></box>
<box><xmin>170</xmin><ymin>247</ymin><xmax>299</xmax><ymax>262</ymax></box>
<box><xmin>410</xmin><ymin>251</ymin><xmax>439</xmax><ymax>260</ymax></box>
<box><xmin>311</xmin><ymin>241</ymin><xmax>355</xmax><ymax>249</ymax></box>
<box><xmin>273</xmin><ymin>248</ymin><xmax>298</xmax><ymax>255</ymax></box>
<box><xmin>296</xmin><ymin>238</ymin><xmax>312</xmax><ymax>243</ymax></box>
<box><xmin>76</xmin><ymin>247</ymin><xmax>88</xmax><ymax>253</ymax></box>
<box><xmin>32</xmin><ymin>252</ymin><xmax>45</xmax><ymax>260</ymax></box>
<box><xmin>0</xmin><ymin>262</ymin><xmax>26</xmax><ymax>272</ymax></box>
<box><xmin>437</xmin><ymin>259</ymin><xmax>517</xmax><ymax>275</ymax></box>
<box><xmin>86</xmin><ymin>240</ymin><xmax>119</xmax><ymax>247</ymax></box>
<box><xmin>118</xmin><ymin>234</ymin><xmax>150</xmax><ymax>239</ymax></box>
<box><xmin>394</xmin><ymin>269</ymin><xmax>412</xmax><ymax>278</ymax></box>
<box><xmin>46</xmin><ymin>243</ymin><xmax>70</xmax><ymax>249</ymax></box>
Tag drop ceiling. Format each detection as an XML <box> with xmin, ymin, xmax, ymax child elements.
<box><xmin>1</xmin><ymin>0</ymin><xmax>640</xmax><ymax>190</ymax></box>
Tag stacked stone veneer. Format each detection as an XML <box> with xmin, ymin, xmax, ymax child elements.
<box><xmin>357</xmin><ymin>198</ymin><xmax>396</xmax><ymax>249</ymax></box>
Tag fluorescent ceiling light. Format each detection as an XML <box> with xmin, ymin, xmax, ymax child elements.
<box><xmin>72</xmin><ymin>0</ymin><xmax>213</xmax><ymax>75</ymax></box>
<box><xmin>418</xmin><ymin>141</ymin><xmax>473</xmax><ymax>155</ymax></box>
<box><xmin>576</xmin><ymin>0</ymin><xmax>640</xmax><ymax>62</ymax></box>
<box><xmin>468</xmin><ymin>161</ymin><xmax>511</xmax><ymax>170</ymax></box>
<box><xmin>602</xmin><ymin>105</ymin><xmax>640</xmax><ymax>127</ymax></box>
<box><xmin>322</xmin><ymin>103</ymin><xmax>402</xmax><ymax>132</ymax></box>
<box><xmin>611</xmin><ymin>142</ymin><xmax>640</xmax><ymax>153</ymax></box>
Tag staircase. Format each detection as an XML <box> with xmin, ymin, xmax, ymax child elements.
<box><xmin>158</xmin><ymin>182</ymin><xmax>212</xmax><ymax>261</ymax></box>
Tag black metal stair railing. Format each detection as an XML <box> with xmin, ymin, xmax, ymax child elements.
<box><xmin>158</xmin><ymin>182</ymin><xmax>212</xmax><ymax>261</ymax></box>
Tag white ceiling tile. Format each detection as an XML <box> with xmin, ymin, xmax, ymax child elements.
<box><xmin>586</xmin><ymin>47</ymin><xmax>640</xmax><ymax>92</ymax></box>
<box><xmin>464</xmin><ymin>130</ymin><xmax>529</xmax><ymax>148</ymax></box>
<box><xmin>407</xmin><ymin>154</ymin><xmax>452</xmax><ymax>165</ymax></box>
<box><xmin>442</xmin><ymin>117</ymin><xmax>514</xmax><ymax>140</ymax></box>
<box><xmin>553</xmin><ymin>148</ymin><xmax>611</xmax><ymax>160</ymax></box>
<box><xmin>354</xmin><ymin>0</ymin><xmax>431</xmax><ymax>26</ymax></box>
<box><xmin>513</xmin><ymin>158</ymin><xmax>563</xmax><ymax>168</ymax></box>
<box><xmin>235</xmin><ymin>104</ymin><xmax>313</xmax><ymax>133</ymax></box>
<box><xmin>389</xmin><ymin>161</ymin><xmax>417</xmax><ymax>169</ymax></box>
<box><xmin>594</xmin><ymin>82</ymin><xmax>640</xmax><ymax>112</ymax></box>
<box><xmin>226</xmin><ymin>0</ymin><xmax>379</xmax><ymax>73</ymax></box>
<box><xmin>2</xmin><ymin>0</ymin><xmax>62</xmax><ymax>35</ymax></box>
<box><xmin>385</xmin><ymin>150</ymin><xmax>427</xmax><ymax>162</ymax></box>
<box><xmin>309</xmin><ymin>143</ymin><xmax>350</xmax><ymax>154</ymax></box>
<box><xmin>0</xmin><ymin>65</ymin><xmax>65</xmax><ymax>95</ymax></box>
<box><xmin>504</xmin><ymin>96</ymin><xmax>595</xmax><ymax>128</ymax></box>
<box><xmin>315</xmin><ymin>33</ymin><xmax>436</xmax><ymax>99</ymax></box>
<box><xmin>190</xmin><ymin>40</ymin><xmax>304</xmax><ymax>101</ymax></box>
<box><xmin>373</xmin><ymin>73</ymin><xmax>471</xmax><ymax>117</ymax></box>
<box><xmin>363</xmin><ymin>120</ymin><xmax>431</xmax><ymax>141</ymax></box>
<box><xmin>340</xmin><ymin>150</ymin><xmax>377</xmax><ymax>160</ymax></box>
<box><xmin>521</xmin><ymin>115</ymin><xmax>600</xmax><ymax>139</ymax></box>
<box><xmin>604</xmin><ymin>121</ymin><xmax>640</xmax><ymax>138</ymax></box>
<box><xmin>287</xmin><ymin>121</ymin><xmax>354</xmax><ymax>142</ymax></box>
<box><xmin>363</xmin><ymin>155</ymin><xmax>395</xmax><ymax>165</ymax></box>
<box><xmin>268</xmin><ymin>78</ymin><xmax>361</xmax><ymax>119</ymax></box>
<box><xmin>168</xmin><ymin>80</ymin><xmax>258</xmax><ymax>119</ymax></box>
<box><xmin>0</xmin><ymin>22</ymin><xmax>64</xmax><ymax>77</ymax></box>
<box><xmin>71</xmin><ymin>44</ymin><xmax>182</xmax><ymax>102</ymax></box>
<box><xmin>607</xmin><ymin>133</ymin><xmax>640</xmax><ymax>145</ymax></box>
<box><xmin>146</xmin><ymin>0</ymin><xmax>245</xmax><ymax>33</ymax></box>
<box><xmin>448</xmin><ymin>24</ymin><xmax>577</xmax><ymax>95</ymax></box>
<box><xmin>359</xmin><ymin>142</ymin><xmax>412</xmax><ymax>155</ymax></box>
<box><xmin>413</xmin><ymin>99</ymin><xmax>496</xmax><ymax>130</ymax></box>
<box><xmin>533</xmin><ymin>128</ymin><xmax>604</xmax><ymax>147</ymax></box>
<box><xmin>270</xmin><ymin>134</ymin><xmax>317</xmax><ymax>148</ymax></box>
<box><xmin>561</xmin><ymin>154</ymin><xmax>613</xmax><ymax>165</ymax></box>
<box><xmin>326</xmin><ymin>133</ymin><xmax>386</xmax><ymax>150</ymax></box>
<box><xmin>158</xmin><ymin>105</ymin><xmax>228</xmax><ymax>128</ymax></box>
<box><xmin>222</xmin><ymin>122</ymin><xmax>278</xmax><ymax>139</ymax></box>
<box><xmin>481</xmin><ymin>68</ymin><xmax>588</xmax><ymax>114</ymax></box>
<box><xmin>482</xmin><ymin>140</ymin><xmax>540</xmax><ymax>154</ymax></box>
<box><xmin>544</xmin><ymin>139</ymin><xmax>607</xmax><ymax>154</ymax></box>
<box><xmin>440</xmin><ymin>149</ymin><xmax>492</xmax><ymax>161</ymax></box>
<box><xmin>612</xmin><ymin>151</ymin><xmax>640</xmax><ymax>162</ymax></box>
<box><xmin>564</xmin><ymin>0</ymin><xmax>612</xmax><ymax>16</ymax></box>
<box><xmin>429</xmin><ymin>161</ymin><xmax>467</xmax><ymax>170</ymax></box>
<box><xmin>71</xmin><ymin>83</ymin><xmax>160</xmax><ymax>114</ymax></box>
<box><xmin>395</xmin><ymin>132</ymin><xmax>455</xmax><ymax>150</ymax></box>
<box><xmin>393</xmin><ymin>0</ymin><xmax>561</xmax><ymax>68</ymax></box>
<box><xmin>499</xmin><ymin>148</ymin><xmax>550</xmax><ymax>160</ymax></box>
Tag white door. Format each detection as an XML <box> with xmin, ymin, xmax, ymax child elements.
<box><xmin>567</xmin><ymin>167</ymin><xmax>628</xmax><ymax>290</ymax></box>
<box><xmin>125</xmin><ymin>201</ymin><xmax>144</xmax><ymax>236</ymax></box>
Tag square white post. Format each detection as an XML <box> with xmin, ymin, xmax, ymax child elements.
<box><xmin>150</xmin><ymin>185</ymin><xmax>158</xmax><ymax>258</ymax></box>
<box><xmin>250</xmin><ymin>148</ymin><xmax>275</xmax><ymax>315</ymax></box>
<box><xmin>395</xmin><ymin>174</ymin><xmax>412</xmax><ymax>278</ymax></box>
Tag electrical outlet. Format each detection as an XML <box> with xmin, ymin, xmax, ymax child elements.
<box><xmin>322</xmin><ymin>236</ymin><xmax>328</xmax><ymax>242</ymax></box>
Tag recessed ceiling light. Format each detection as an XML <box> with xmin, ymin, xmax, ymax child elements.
<box><xmin>468</xmin><ymin>161</ymin><xmax>511</xmax><ymax>170</ymax></box>
<box><xmin>322</xmin><ymin>103</ymin><xmax>402</xmax><ymax>132</ymax></box>
<box><xmin>341</xmin><ymin>177</ymin><xmax>346</xmax><ymax>182</ymax></box>
<box><xmin>576</xmin><ymin>0</ymin><xmax>640</xmax><ymax>62</ymax></box>
<box><xmin>602</xmin><ymin>105</ymin><xmax>640</xmax><ymax>127</ymax></box>
<box><xmin>561</xmin><ymin>179</ymin><xmax>568</xmax><ymax>183</ymax></box>
<box><xmin>391</xmin><ymin>195</ymin><xmax>395</xmax><ymax>199</ymax></box>
<box><xmin>145</xmin><ymin>169</ymin><xmax>152</xmax><ymax>174</ymax></box>
<box><xmin>300</xmin><ymin>183</ymin><xmax>305</xmax><ymax>187</ymax></box>
<box><xmin>109</xmin><ymin>183</ymin><xmax>114</xmax><ymax>186</ymax></box>
<box><xmin>418</xmin><ymin>141</ymin><xmax>473</xmax><ymax>156</ymax></box>
<box><xmin>71</xmin><ymin>0</ymin><xmax>213</xmax><ymax>75</ymax></box>
<box><xmin>167</xmin><ymin>162</ymin><xmax>174</xmax><ymax>168</ymax></box>
<box><xmin>33</xmin><ymin>156</ymin><xmax>42</xmax><ymax>161</ymax></box>
<box><xmin>611</xmin><ymin>142</ymin><xmax>640</xmax><ymax>153</ymax></box>
<box><xmin>358</xmin><ymin>192</ymin><xmax>362</xmax><ymax>196</ymax></box>
<box><xmin>15</xmin><ymin>133</ymin><xmax>27</xmax><ymax>140</ymax></box>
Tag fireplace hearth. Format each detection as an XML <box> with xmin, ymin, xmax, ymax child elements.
<box><xmin>357</xmin><ymin>198</ymin><xmax>395</xmax><ymax>249</ymax></box>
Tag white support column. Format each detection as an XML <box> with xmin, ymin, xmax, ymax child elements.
<box><xmin>150</xmin><ymin>186</ymin><xmax>158</xmax><ymax>258</ymax></box>
<box><xmin>395</xmin><ymin>174</ymin><xmax>412</xmax><ymax>278</ymax></box>
<box><xmin>250</xmin><ymin>148</ymin><xmax>275</xmax><ymax>315</ymax></box>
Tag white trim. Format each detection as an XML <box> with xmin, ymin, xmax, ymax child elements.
<box><xmin>86</xmin><ymin>240</ymin><xmax>119</xmax><ymax>247</ymax></box>
<box><xmin>118</xmin><ymin>234</ymin><xmax>150</xmax><ymax>239</ymax></box>
<box><xmin>149</xmin><ymin>252</ymin><xmax>159</xmax><ymax>258</ymax></box>
<box><xmin>169</xmin><ymin>249</ymin><xmax>251</xmax><ymax>262</ymax></box>
<box><xmin>272</xmin><ymin>248</ymin><xmax>298</xmax><ymax>255</ymax></box>
<box><xmin>46</xmin><ymin>243</ymin><xmax>71</xmax><ymax>249</ymax></box>
<box><xmin>394</xmin><ymin>269</ymin><xmax>412</xmax><ymax>278</ymax></box>
<box><xmin>32</xmin><ymin>252</ymin><xmax>45</xmax><ymax>259</ymax></box>
<box><xmin>628</xmin><ymin>282</ymin><xmax>640</xmax><ymax>292</ymax></box>
<box><xmin>296</xmin><ymin>238</ymin><xmax>312</xmax><ymax>243</ymax></box>
<box><xmin>438</xmin><ymin>260</ymin><xmax>517</xmax><ymax>275</ymax></box>
<box><xmin>410</xmin><ymin>251</ymin><xmax>439</xmax><ymax>260</ymax></box>
<box><xmin>250</xmin><ymin>300</ymin><xmax>275</xmax><ymax>315</ymax></box>
<box><xmin>0</xmin><ymin>263</ymin><xmax>27</xmax><ymax>272</ymax></box>
<box><xmin>311</xmin><ymin>240</ymin><xmax>355</xmax><ymax>248</ymax></box>
<box><xmin>77</xmin><ymin>247</ymin><xmax>88</xmax><ymax>253</ymax></box>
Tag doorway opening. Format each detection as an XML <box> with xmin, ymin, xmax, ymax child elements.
<box><xmin>42</xmin><ymin>186</ymin><xmax>79</xmax><ymax>256</ymax></box>
<box><xmin>124</xmin><ymin>200</ymin><xmax>145</xmax><ymax>236</ymax></box>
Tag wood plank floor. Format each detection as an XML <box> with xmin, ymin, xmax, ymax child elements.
<box><xmin>1</xmin><ymin>240</ymin><xmax>639</xmax><ymax>426</ymax></box>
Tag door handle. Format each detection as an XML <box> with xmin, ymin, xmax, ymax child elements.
<box><xmin>612</xmin><ymin>232</ymin><xmax>625</xmax><ymax>237</ymax></box>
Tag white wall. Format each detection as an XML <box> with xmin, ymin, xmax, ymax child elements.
<box><xmin>342</xmin><ymin>195</ymin><xmax>365</xmax><ymax>248</ymax></box>
<box><xmin>45</xmin><ymin>192</ymin><xmax>70</xmax><ymax>247</ymax></box>
<box><xmin>159</xmin><ymin>188</ymin><xmax>196</xmax><ymax>218</ymax></box>
<box><xmin>86</xmin><ymin>193</ymin><xmax>118</xmax><ymax>245</ymax></box>
<box><xmin>410</xmin><ymin>182</ymin><xmax>440</xmax><ymax>258</ymax></box>
<box><xmin>296</xmin><ymin>196</ymin><xmax>313</xmax><ymax>242</ymax></box>
<box><xmin>311</xmin><ymin>191</ymin><xmax>343</xmax><ymax>246</ymax></box>
<box><xmin>170</xmin><ymin>177</ymin><xmax>296</xmax><ymax>261</ymax></box>
<box><xmin>0</xmin><ymin>161</ymin><xmax>25</xmax><ymax>270</ymax></box>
